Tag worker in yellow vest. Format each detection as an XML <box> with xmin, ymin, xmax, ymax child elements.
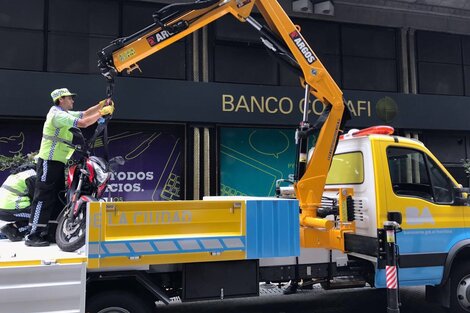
<box><xmin>26</xmin><ymin>88</ymin><xmax>115</xmax><ymax>247</ymax></box>
<box><xmin>0</xmin><ymin>163</ymin><xmax>37</xmax><ymax>241</ymax></box>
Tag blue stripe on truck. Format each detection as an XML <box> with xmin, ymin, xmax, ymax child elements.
<box><xmin>397</xmin><ymin>227</ymin><xmax>470</xmax><ymax>254</ymax></box>
<box><xmin>88</xmin><ymin>236</ymin><xmax>246</xmax><ymax>259</ymax></box>
<box><xmin>374</xmin><ymin>227</ymin><xmax>470</xmax><ymax>287</ymax></box>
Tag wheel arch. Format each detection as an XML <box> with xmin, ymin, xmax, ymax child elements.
<box><xmin>442</xmin><ymin>239</ymin><xmax>470</xmax><ymax>285</ymax></box>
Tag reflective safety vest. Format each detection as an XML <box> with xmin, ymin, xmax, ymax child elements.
<box><xmin>0</xmin><ymin>169</ymin><xmax>36</xmax><ymax>210</ymax></box>
<box><xmin>38</xmin><ymin>106</ymin><xmax>83</xmax><ymax>164</ymax></box>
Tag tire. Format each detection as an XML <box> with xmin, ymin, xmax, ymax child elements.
<box><xmin>87</xmin><ymin>291</ymin><xmax>155</xmax><ymax>313</ymax></box>
<box><xmin>449</xmin><ymin>262</ymin><xmax>470</xmax><ymax>313</ymax></box>
<box><xmin>55</xmin><ymin>205</ymin><xmax>86</xmax><ymax>252</ymax></box>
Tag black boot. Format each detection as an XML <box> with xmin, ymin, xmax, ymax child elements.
<box><xmin>46</xmin><ymin>222</ymin><xmax>57</xmax><ymax>244</ymax></box>
<box><xmin>25</xmin><ymin>232</ymin><xmax>50</xmax><ymax>247</ymax></box>
<box><xmin>0</xmin><ymin>223</ymin><xmax>23</xmax><ymax>242</ymax></box>
<box><xmin>283</xmin><ymin>281</ymin><xmax>298</xmax><ymax>295</ymax></box>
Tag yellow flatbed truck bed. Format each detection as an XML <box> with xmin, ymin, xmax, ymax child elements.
<box><xmin>86</xmin><ymin>198</ymin><xmax>300</xmax><ymax>269</ymax></box>
<box><xmin>0</xmin><ymin>197</ymin><xmax>300</xmax><ymax>313</ymax></box>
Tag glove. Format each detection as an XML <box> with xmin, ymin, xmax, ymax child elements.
<box><xmin>98</xmin><ymin>98</ymin><xmax>114</xmax><ymax>109</ymax></box>
<box><xmin>99</xmin><ymin>103</ymin><xmax>114</xmax><ymax>116</ymax></box>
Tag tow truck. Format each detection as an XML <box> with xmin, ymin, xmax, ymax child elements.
<box><xmin>1</xmin><ymin>1</ymin><xmax>470</xmax><ymax>313</ymax></box>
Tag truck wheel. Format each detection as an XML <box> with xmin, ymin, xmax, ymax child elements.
<box><xmin>450</xmin><ymin>262</ymin><xmax>470</xmax><ymax>313</ymax></box>
<box><xmin>87</xmin><ymin>291</ymin><xmax>155</xmax><ymax>313</ymax></box>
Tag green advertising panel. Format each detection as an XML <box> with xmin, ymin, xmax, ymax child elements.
<box><xmin>220</xmin><ymin>127</ymin><xmax>297</xmax><ymax>197</ymax></box>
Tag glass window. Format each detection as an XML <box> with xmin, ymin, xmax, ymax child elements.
<box><xmin>424</xmin><ymin>135</ymin><xmax>466</xmax><ymax>164</ymax></box>
<box><xmin>340</xmin><ymin>25</ymin><xmax>398</xmax><ymax>92</ymax></box>
<box><xmin>123</xmin><ymin>2</ymin><xmax>163</xmax><ymax>35</ymax></box>
<box><xmin>214</xmin><ymin>45</ymin><xmax>278</xmax><ymax>85</ymax></box>
<box><xmin>417</xmin><ymin>31</ymin><xmax>461</xmax><ymax>64</ymax></box>
<box><xmin>48</xmin><ymin>34</ymin><xmax>114</xmax><ymax>74</ymax></box>
<box><xmin>212</xmin><ymin>11</ymin><xmax>280</xmax><ymax>86</ymax></box>
<box><xmin>326</xmin><ymin>152</ymin><xmax>364</xmax><ymax>185</ymax></box>
<box><xmin>387</xmin><ymin>147</ymin><xmax>454</xmax><ymax>204</ymax></box>
<box><xmin>121</xmin><ymin>2</ymin><xmax>187</xmax><ymax>80</ymax></box>
<box><xmin>0</xmin><ymin>29</ymin><xmax>43</xmax><ymax>71</ymax></box>
<box><xmin>343</xmin><ymin>56</ymin><xmax>397</xmax><ymax>91</ymax></box>
<box><xmin>215</xmin><ymin>14</ymin><xmax>260</xmax><ymax>43</ymax></box>
<box><xmin>295</xmin><ymin>19</ymin><xmax>340</xmax><ymax>56</ymax></box>
<box><xmin>342</xmin><ymin>26</ymin><xmax>396</xmax><ymax>59</ymax></box>
<box><xmin>427</xmin><ymin>156</ymin><xmax>454</xmax><ymax>203</ymax></box>
<box><xmin>0</xmin><ymin>0</ymin><xmax>44</xmax><ymax>30</ymax></box>
<box><xmin>122</xmin><ymin>41</ymin><xmax>187</xmax><ymax>80</ymax></box>
<box><xmin>416</xmin><ymin>31</ymin><xmax>466</xmax><ymax>96</ymax></box>
<box><xmin>387</xmin><ymin>148</ymin><xmax>433</xmax><ymax>200</ymax></box>
<box><xmin>280</xmin><ymin>53</ymin><xmax>340</xmax><ymax>88</ymax></box>
<box><xmin>465</xmin><ymin>65</ymin><xmax>470</xmax><ymax>96</ymax></box>
<box><xmin>464</xmin><ymin>36</ymin><xmax>470</xmax><ymax>65</ymax></box>
<box><xmin>418</xmin><ymin>62</ymin><xmax>464</xmax><ymax>96</ymax></box>
<box><xmin>49</xmin><ymin>0</ymin><xmax>119</xmax><ymax>36</ymax></box>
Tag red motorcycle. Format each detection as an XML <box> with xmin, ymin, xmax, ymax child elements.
<box><xmin>56</xmin><ymin>117</ymin><xmax>124</xmax><ymax>252</ymax></box>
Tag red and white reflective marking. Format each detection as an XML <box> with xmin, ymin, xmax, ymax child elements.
<box><xmin>386</xmin><ymin>265</ymin><xmax>398</xmax><ymax>289</ymax></box>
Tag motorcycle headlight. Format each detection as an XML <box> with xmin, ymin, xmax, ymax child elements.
<box><xmin>92</xmin><ymin>161</ymin><xmax>110</xmax><ymax>185</ymax></box>
<box><xmin>90</xmin><ymin>157</ymin><xmax>111</xmax><ymax>185</ymax></box>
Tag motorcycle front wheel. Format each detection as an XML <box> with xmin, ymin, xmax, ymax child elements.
<box><xmin>55</xmin><ymin>205</ymin><xmax>87</xmax><ymax>252</ymax></box>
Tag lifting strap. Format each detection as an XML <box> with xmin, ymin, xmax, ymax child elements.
<box><xmin>42</xmin><ymin>134</ymin><xmax>73</xmax><ymax>147</ymax></box>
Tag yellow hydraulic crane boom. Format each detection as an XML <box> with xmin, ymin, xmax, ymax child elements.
<box><xmin>98</xmin><ymin>0</ymin><xmax>352</xmax><ymax>250</ymax></box>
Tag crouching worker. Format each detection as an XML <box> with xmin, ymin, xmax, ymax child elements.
<box><xmin>0</xmin><ymin>163</ymin><xmax>37</xmax><ymax>241</ymax></box>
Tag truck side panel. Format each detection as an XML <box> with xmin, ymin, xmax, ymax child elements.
<box><xmin>0</xmin><ymin>262</ymin><xmax>86</xmax><ymax>313</ymax></box>
<box><xmin>87</xmin><ymin>199</ymin><xmax>299</xmax><ymax>269</ymax></box>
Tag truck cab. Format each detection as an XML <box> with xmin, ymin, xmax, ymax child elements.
<box><xmin>327</xmin><ymin>128</ymin><xmax>470</xmax><ymax>312</ymax></box>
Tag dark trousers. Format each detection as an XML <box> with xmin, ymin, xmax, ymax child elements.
<box><xmin>0</xmin><ymin>207</ymin><xmax>31</xmax><ymax>222</ymax></box>
<box><xmin>0</xmin><ymin>207</ymin><xmax>31</xmax><ymax>234</ymax></box>
<box><xmin>29</xmin><ymin>158</ymin><xmax>65</xmax><ymax>235</ymax></box>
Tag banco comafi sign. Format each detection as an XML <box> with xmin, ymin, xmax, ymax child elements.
<box><xmin>1</xmin><ymin>69</ymin><xmax>469</xmax><ymax>130</ymax></box>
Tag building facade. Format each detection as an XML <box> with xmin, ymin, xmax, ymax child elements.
<box><xmin>0</xmin><ymin>0</ymin><xmax>469</xmax><ymax>200</ymax></box>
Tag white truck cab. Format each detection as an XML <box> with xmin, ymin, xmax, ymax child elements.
<box><xmin>326</xmin><ymin>129</ymin><xmax>470</xmax><ymax>312</ymax></box>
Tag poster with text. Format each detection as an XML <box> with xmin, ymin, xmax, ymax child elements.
<box><xmin>0</xmin><ymin>121</ymin><xmax>184</xmax><ymax>201</ymax></box>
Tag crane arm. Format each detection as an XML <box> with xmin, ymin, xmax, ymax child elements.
<box><xmin>97</xmin><ymin>0</ymin><xmax>350</xmax><ymax>231</ymax></box>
